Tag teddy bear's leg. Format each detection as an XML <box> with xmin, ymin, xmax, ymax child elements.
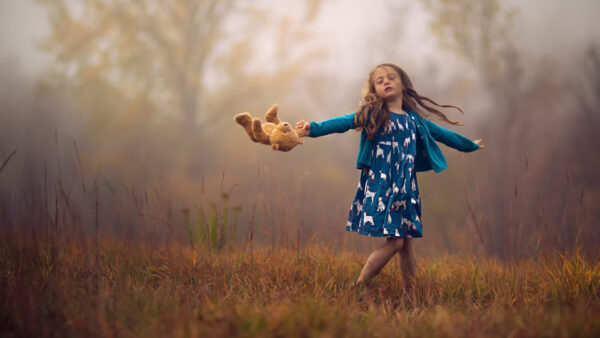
<box><xmin>234</xmin><ymin>113</ymin><xmax>257</xmax><ymax>142</ymax></box>
<box><xmin>264</xmin><ymin>104</ymin><xmax>280</xmax><ymax>124</ymax></box>
<box><xmin>252</xmin><ymin>118</ymin><xmax>271</xmax><ymax>145</ymax></box>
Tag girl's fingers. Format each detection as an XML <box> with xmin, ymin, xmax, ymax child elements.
<box><xmin>474</xmin><ymin>139</ymin><xmax>485</xmax><ymax>149</ymax></box>
<box><xmin>295</xmin><ymin>120</ymin><xmax>308</xmax><ymax>130</ymax></box>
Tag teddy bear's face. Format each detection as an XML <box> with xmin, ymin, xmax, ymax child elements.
<box><xmin>275</xmin><ymin>122</ymin><xmax>292</xmax><ymax>133</ymax></box>
<box><xmin>270</xmin><ymin>122</ymin><xmax>303</xmax><ymax>152</ymax></box>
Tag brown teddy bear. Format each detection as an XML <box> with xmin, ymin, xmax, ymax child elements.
<box><xmin>234</xmin><ymin>104</ymin><xmax>308</xmax><ymax>152</ymax></box>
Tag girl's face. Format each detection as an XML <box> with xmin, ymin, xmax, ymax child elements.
<box><xmin>372</xmin><ymin>66</ymin><xmax>403</xmax><ymax>101</ymax></box>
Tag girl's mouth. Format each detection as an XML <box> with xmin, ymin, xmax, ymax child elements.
<box><xmin>385</xmin><ymin>86</ymin><xmax>393</xmax><ymax>92</ymax></box>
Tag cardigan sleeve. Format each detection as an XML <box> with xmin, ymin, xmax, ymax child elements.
<box><xmin>309</xmin><ymin>112</ymin><xmax>356</xmax><ymax>137</ymax></box>
<box><xmin>425</xmin><ymin>120</ymin><xmax>480</xmax><ymax>152</ymax></box>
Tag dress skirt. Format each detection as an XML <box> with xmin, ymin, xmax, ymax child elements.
<box><xmin>346</xmin><ymin>113</ymin><xmax>423</xmax><ymax>238</ymax></box>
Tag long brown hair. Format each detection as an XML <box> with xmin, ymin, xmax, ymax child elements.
<box><xmin>355</xmin><ymin>63</ymin><xmax>464</xmax><ymax>140</ymax></box>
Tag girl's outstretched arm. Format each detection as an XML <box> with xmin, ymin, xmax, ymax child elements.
<box><xmin>425</xmin><ymin>119</ymin><xmax>481</xmax><ymax>152</ymax></box>
<box><xmin>296</xmin><ymin>113</ymin><xmax>355</xmax><ymax>138</ymax></box>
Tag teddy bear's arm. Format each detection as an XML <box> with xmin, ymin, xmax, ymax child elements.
<box><xmin>252</xmin><ymin>118</ymin><xmax>271</xmax><ymax>145</ymax></box>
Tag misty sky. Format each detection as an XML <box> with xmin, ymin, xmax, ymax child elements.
<box><xmin>1</xmin><ymin>0</ymin><xmax>600</xmax><ymax>79</ymax></box>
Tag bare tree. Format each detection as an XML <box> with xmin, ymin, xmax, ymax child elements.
<box><xmin>36</xmin><ymin>0</ymin><xmax>235</xmax><ymax>135</ymax></box>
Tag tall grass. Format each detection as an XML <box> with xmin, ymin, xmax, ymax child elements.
<box><xmin>1</xmin><ymin>135</ymin><xmax>599</xmax><ymax>337</ymax></box>
<box><xmin>1</xmin><ymin>231</ymin><xmax>599</xmax><ymax>337</ymax></box>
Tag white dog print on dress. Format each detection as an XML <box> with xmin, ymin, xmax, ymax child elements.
<box><xmin>364</xmin><ymin>184</ymin><xmax>376</xmax><ymax>205</ymax></box>
<box><xmin>404</xmin><ymin>218</ymin><xmax>416</xmax><ymax>231</ymax></box>
<box><xmin>354</xmin><ymin>200</ymin><xmax>363</xmax><ymax>213</ymax></box>
<box><xmin>363</xmin><ymin>213</ymin><xmax>374</xmax><ymax>227</ymax></box>
<box><xmin>384</xmin><ymin>187</ymin><xmax>391</xmax><ymax>198</ymax></box>
<box><xmin>391</xmin><ymin>200</ymin><xmax>406</xmax><ymax>211</ymax></box>
<box><xmin>392</xmin><ymin>182</ymin><xmax>400</xmax><ymax>195</ymax></box>
<box><xmin>376</xmin><ymin>145</ymin><xmax>384</xmax><ymax>158</ymax></box>
<box><xmin>377</xmin><ymin>197</ymin><xmax>386</xmax><ymax>212</ymax></box>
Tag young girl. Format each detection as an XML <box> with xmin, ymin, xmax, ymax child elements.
<box><xmin>295</xmin><ymin>63</ymin><xmax>483</xmax><ymax>287</ymax></box>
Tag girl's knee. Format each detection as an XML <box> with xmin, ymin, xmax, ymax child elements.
<box><xmin>403</xmin><ymin>238</ymin><xmax>413</xmax><ymax>249</ymax></box>
<box><xmin>386</xmin><ymin>237</ymin><xmax>405</xmax><ymax>251</ymax></box>
<box><xmin>400</xmin><ymin>238</ymin><xmax>415</xmax><ymax>255</ymax></box>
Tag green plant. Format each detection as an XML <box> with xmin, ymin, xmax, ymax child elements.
<box><xmin>182</xmin><ymin>192</ymin><xmax>242</xmax><ymax>251</ymax></box>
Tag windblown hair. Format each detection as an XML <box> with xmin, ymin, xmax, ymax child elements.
<box><xmin>355</xmin><ymin>63</ymin><xmax>464</xmax><ymax>140</ymax></box>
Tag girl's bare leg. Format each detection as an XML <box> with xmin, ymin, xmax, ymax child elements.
<box><xmin>398</xmin><ymin>237</ymin><xmax>416</xmax><ymax>289</ymax></box>
<box><xmin>356</xmin><ymin>237</ymin><xmax>405</xmax><ymax>284</ymax></box>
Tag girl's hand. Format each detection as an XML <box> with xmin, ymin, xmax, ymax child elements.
<box><xmin>474</xmin><ymin>139</ymin><xmax>485</xmax><ymax>149</ymax></box>
<box><xmin>295</xmin><ymin>120</ymin><xmax>310</xmax><ymax>136</ymax></box>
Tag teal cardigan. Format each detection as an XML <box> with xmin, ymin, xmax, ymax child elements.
<box><xmin>308</xmin><ymin>110</ymin><xmax>479</xmax><ymax>172</ymax></box>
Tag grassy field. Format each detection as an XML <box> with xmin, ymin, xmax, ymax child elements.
<box><xmin>1</xmin><ymin>232</ymin><xmax>599</xmax><ymax>337</ymax></box>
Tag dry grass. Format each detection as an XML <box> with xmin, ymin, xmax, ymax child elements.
<box><xmin>1</xmin><ymin>231</ymin><xmax>599</xmax><ymax>337</ymax></box>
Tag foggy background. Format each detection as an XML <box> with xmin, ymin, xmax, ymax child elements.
<box><xmin>1</xmin><ymin>0</ymin><xmax>599</xmax><ymax>259</ymax></box>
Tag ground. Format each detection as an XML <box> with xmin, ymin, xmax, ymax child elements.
<box><xmin>1</xmin><ymin>233</ymin><xmax>599</xmax><ymax>337</ymax></box>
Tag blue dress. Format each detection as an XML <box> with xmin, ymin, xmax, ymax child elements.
<box><xmin>346</xmin><ymin>113</ymin><xmax>423</xmax><ymax>238</ymax></box>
